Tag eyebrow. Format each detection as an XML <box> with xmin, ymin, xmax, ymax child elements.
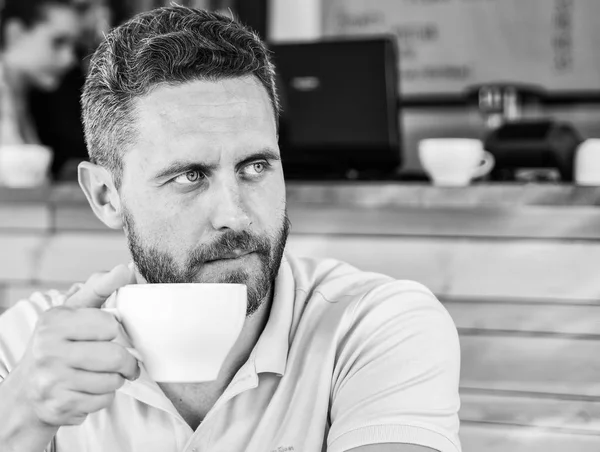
<box><xmin>151</xmin><ymin>148</ymin><xmax>281</xmax><ymax>181</ymax></box>
<box><xmin>235</xmin><ymin>149</ymin><xmax>281</xmax><ymax>172</ymax></box>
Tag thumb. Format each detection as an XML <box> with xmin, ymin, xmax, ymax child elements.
<box><xmin>65</xmin><ymin>264</ymin><xmax>136</xmax><ymax>308</ymax></box>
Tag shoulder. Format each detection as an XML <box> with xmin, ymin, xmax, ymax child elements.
<box><xmin>287</xmin><ymin>257</ymin><xmax>462</xmax><ymax>451</ymax></box>
<box><xmin>287</xmin><ymin>253</ymin><xmax>452</xmax><ymax>325</ymax></box>
<box><xmin>286</xmin><ymin>252</ymin><xmax>458</xmax><ymax>354</ymax></box>
<box><xmin>0</xmin><ymin>284</ymin><xmax>82</xmax><ymax>378</ymax></box>
<box><xmin>287</xmin><ymin>253</ymin><xmax>399</xmax><ymax>303</ymax></box>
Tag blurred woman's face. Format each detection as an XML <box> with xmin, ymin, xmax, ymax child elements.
<box><xmin>6</xmin><ymin>5</ymin><xmax>81</xmax><ymax>90</ymax></box>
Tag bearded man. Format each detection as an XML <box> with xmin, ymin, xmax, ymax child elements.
<box><xmin>0</xmin><ymin>6</ymin><xmax>461</xmax><ymax>452</ymax></box>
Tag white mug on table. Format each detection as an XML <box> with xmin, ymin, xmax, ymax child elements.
<box><xmin>0</xmin><ymin>144</ymin><xmax>53</xmax><ymax>188</ymax></box>
<box><xmin>575</xmin><ymin>139</ymin><xmax>600</xmax><ymax>186</ymax></box>
<box><xmin>103</xmin><ymin>283</ymin><xmax>247</xmax><ymax>383</ymax></box>
<box><xmin>418</xmin><ymin>138</ymin><xmax>495</xmax><ymax>186</ymax></box>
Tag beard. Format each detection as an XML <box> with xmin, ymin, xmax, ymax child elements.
<box><xmin>122</xmin><ymin>208</ymin><xmax>290</xmax><ymax>316</ymax></box>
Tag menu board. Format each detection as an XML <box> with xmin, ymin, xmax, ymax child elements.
<box><xmin>323</xmin><ymin>0</ymin><xmax>600</xmax><ymax>96</ymax></box>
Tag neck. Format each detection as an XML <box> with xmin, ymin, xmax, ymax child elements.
<box><xmin>217</xmin><ymin>289</ymin><xmax>273</xmax><ymax>384</ymax></box>
<box><xmin>156</xmin><ymin>290</ymin><xmax>274</xmax><ymax>430</ymax></box>
<box><xmin>2</xmin><ymin>52</ymin><xmax>29</xmax><ymax>98</ymax></box>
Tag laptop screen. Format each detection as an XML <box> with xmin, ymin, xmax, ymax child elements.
<box><xmin>269</xmin><ymin>37</ymin><xmax>402</xmax><ymax>178</ymax></box>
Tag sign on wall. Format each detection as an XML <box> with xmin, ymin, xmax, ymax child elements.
<box><xmin>323</xmin><ymin>0</ymin><xmax>600</xmax><ymax>96</ymax></box>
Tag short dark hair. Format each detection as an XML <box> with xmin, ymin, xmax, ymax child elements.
<box><xmin>81</xmin><ymin>5</ymin><xmax>280</xmax><ymax>189</ymax></box>
<box><xmin>0</xmin><ymin>0</ymin><xmax>73</xmax><ymax>46</ymax></box>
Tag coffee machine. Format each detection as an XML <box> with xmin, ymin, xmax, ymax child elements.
<box><xmin>467</xmin><ymin>83</ymin><xmax>582</xmax><ymax>182</ymax></box>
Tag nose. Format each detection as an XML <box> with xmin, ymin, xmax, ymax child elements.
<box><xmin>208</xmin><ymin>176</ymin><xmax>251</xmax><ymax>232</ymax></box>
<box><xmin>59</xmin><ymin>45</ymin><xmax>76</xmax><ymax>71</ymax></box>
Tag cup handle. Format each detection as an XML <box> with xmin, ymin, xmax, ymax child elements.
<box><xmin>102</xmin><ymin>308</ymin><xmax>144</xmax><ymax>363</ymax></box>
<box><xmin>472</xmin><ymin>150</ymin><xmax>495</xmax><ymax>179</ymax></box>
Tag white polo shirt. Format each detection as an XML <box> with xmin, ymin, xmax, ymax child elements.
<box><xmin>0</xmin><ymin>254</ymin><xmax>461</xmax><ymax>452</ymax></box>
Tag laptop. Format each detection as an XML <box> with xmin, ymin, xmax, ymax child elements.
<box><xmin>269</xmin><ymin>37</ymin><xmax>402</xmax><ymax>179</ymax></box>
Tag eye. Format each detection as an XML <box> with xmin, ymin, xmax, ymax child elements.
<box><xmin>173</xmin><ymin>170</ymin><xmax>204</xmax><ymax>185</ymax></box>
<box><xmin>250</xmin><ymin>162</ymin><xmax>265</xmax><ymax>174</ymax></box>
<box><xmin>243</xmin><ymin>161</ymin><xmax>270</xmax><ymax>177</ymax></box>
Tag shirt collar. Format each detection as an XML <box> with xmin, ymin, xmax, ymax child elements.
<box><xmin>251</xmin><ymin>255</ymin><xmax>295</xmax><ymax>376</ymax></box>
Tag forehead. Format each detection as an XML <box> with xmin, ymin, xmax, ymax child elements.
<box><xmin>135</xmin><ymin>77</ymin><xmax>275</xmax><ymax>130</ymax></box>
<box><xmin>129</xmin><ymin>77</ymin><xmax>277</xmax><ymax>165</ymax></box>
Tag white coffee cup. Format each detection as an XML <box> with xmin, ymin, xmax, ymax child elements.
<box><xmin>104</xmin><ymin>283</ymin><xmax>247</xmax><ymax>383</ymax></box>
<box><xmin>0</xmin><ymin>144</ymin><xmax>53</xmax><ymax>188</ymax></box>
<box><xmin>575</xmin><ymin>139</ymin><xmax>600</xmax><ymax>186</ymax></box>
<box><xmin>419</xmin><ymin>138</ymin><xmax>495</xmax><ymax>186</ymax></box>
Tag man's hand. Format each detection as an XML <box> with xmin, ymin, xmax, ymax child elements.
<box><xmin>7</xmin><ymin>264</ymin><xmax>140</xmax><ymax>428</ymax></box>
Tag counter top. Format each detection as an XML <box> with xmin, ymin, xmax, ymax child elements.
<box><xmin>3</xmin><ymin>182</ymin><xmax>600</xmax><ymax>240</ymax></box>
<box><xmin>2</xmin><ymin>181</ymin><xmax>600</xmax><ymax>207</ymax></box>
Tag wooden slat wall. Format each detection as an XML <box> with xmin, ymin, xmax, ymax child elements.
<box><xmin>286</xmin><ymin>235</ymin><xmax>600</xmax><ymax>300</ymax></box>
<box><xmin>285</xmin><ymin>230</ymin><xmax>600</xmax><ymax>450</ymax></box>
<box><xmin>2</xmin><ymin>184</ymin><xmax>600</xmax><ymax>451</ymax></box>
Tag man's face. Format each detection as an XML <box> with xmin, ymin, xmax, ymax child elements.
<box><xmin>9</xmin><ymin>5</ymin><xmax>80</xmax><ymax>90</ymax></box>
<box><xmin>119</xmin><ymin>77</ymin><xmax>288</xmax><ymax>316</ymax></box>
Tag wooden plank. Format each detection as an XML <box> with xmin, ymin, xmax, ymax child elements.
<box><xmin>0</xmin><ymin>186</ymin><xmax>52</xmax><ymax>203</ymax></box>
<box><xmin>40</xmin><ymin>182</ymin><xmax>600</xmax><ymax>208</ymax></box>
<box><xmin>37</xmin><ymin>233</ymin><xmax>130</xmax><ymax>283</ymax></box>
<box><xmin>285</xmin><ymin>182</ymin><xmax>600</xmax><ymax>208</ymax></box>
<box><xmin>53</xmin><ymin>205</ymin><xmax>114</xmax><ymax>231</ymax></box>
<box><xmin>460</xmin><ymin>423</ymin><xmax>600</xmax><ymax>452</ymax></box>
<box><xmin>448</xmin><ymin>240</ymin><xmax>600</xmax><ymax>300</ymax></box>
<box><xmin>460</xmin><ymin>335</ymin><xmax>600</xmax><ymax>397</ymax></box>
<box><xmin>22</xmin><ymin>182</ymin><xmax>600</xmax><ymax>239</ymax></box>
<box><xmin>288</xmin><ymin>204</ymin><xmax>600</xmax><ymax>240</ymax></box>
<box><xmin>286</xmin><ymin>235</ymin><xmax>600</xmax><ymax>300</ymax></box>
<box><xmin>286</xmin><ymin>235</ymin><xmax>453</xmax><ymax>295</ymax></box>
<box><xmin>0</xmin><ymin>204</ymin><xmax>50</xmax><ymax>230</ymax></box>
<box><xmin>445</xmin><ymin>301</ymin><xmax>600</xmax><ymax>336</ymax></box>
<box><xmin>46</xmin><ymin>199</ymin><xmax>600</xmax><ymax>240</ymax></box>
<box><xmin>0</xmin><ymin>234</ymin><xmax>46</xmax><ymax>282</ymax></box>
<box><xmin>59</xmin><ymin>192</ymin><xmax>600</xmax><ymax>237</ymax></box>
<box><xmin>460</xmin><ymin>391</ymin><xmax>600</xmax><ymax>433</ymax></box>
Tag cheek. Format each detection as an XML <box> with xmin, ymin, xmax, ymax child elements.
<box><xmin>129</xmin><ymin>198</ymin><xmax>208</xmax><ymax>249</ymax></box>
<box><xmin>23</xmin><ymin>38</ymin><xmax>50</xmax><ymax>62</ymax></box>
<box><xmin>247</xmin><ymin>177</ymin><xmax>286</xmax><ymax>230</ymax></box>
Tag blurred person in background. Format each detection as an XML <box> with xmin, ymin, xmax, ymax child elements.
<box><xmin>0</xmin><ymin>0</ymin><xmax>80</xmax><ymax>147</ymax></box>
<box><xmin>31</xmin><ymin>0</ymin><xmax>125</xmax><ymax>179</ymax></box>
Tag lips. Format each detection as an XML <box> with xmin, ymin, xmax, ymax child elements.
<box><xmin>204</xmin><ymin>250</ymin><xmax>254</xmax><ymax>263</ymax></box>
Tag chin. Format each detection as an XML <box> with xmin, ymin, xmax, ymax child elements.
<box><xmin>33</xmin><ymin>75</ymin><xmax>61</xmax><ymax>91</ymax></box>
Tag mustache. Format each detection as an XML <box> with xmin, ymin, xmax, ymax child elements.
<box><xmin>187</xmin><ymin>230</ymin><xmax>272</xmax><ymax>266</ymax></box>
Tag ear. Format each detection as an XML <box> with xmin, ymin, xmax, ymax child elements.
<box><xmin>78</xmin><ymin>161</ymin><xmax>124</xmax><ymax>230</ymax></box>
<box><xmin>3</xmin><ymin>19</ymin><xmax>28</xmax><ymax>49</ymax></box>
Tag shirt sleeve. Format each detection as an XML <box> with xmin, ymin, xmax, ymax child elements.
<box><xmin>0</xmin><ymin>287</ymin><xmax>78</xmax><ymax>381</ymax></box>
<box><xmin>0</xmin><ymin>287</ymin><xmax>81</xmax><ymax>452</ymax></box>
<box><xmin>327</xmin><ymin>281</ymin><xmax>461</xmax><ymax>452</ymax></box>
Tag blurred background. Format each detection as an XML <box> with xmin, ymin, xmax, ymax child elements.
<box><xmin>2</xmin><ymin>1</ymin><xmax>600</xmax><ymax>451</ymax></box>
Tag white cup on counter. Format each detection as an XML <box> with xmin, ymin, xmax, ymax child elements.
<box><xmin>0</xmin><ymin>144</ymin><xmax>53</xmax><ymax>188</ymax></box>
<box><xmin>418</xmin><ymin>138</ymin><xmax>495</xmax><ymax>187</ymax></box>
<box><xmin>574</xmin><ymin>139</ymin><xmax>600</xmax><ymax>186</ymax></box>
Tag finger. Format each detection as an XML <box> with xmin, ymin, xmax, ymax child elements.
<box><xmin>65</xmin><ymin>264</ymin><xmax>135</xmax><ymax>308</ymax></box>
<box><xmin>63</xmin><ymin>390</ymin><xmax>117</xmax><ymax>418</ymax></box>
<box><xmin>67</xmin><ymin>369</ymin><xmax>126</xmax><ymax>395</ymax></box>
<box><xmin>66</xmin><ymin>341</ymin><xmax>140</xmax><ymax>381</ymax></box>
<box><xmin>46</xmin><ymin>308</ymin><xmax>121</xmax><ymax>341</ymax></box>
